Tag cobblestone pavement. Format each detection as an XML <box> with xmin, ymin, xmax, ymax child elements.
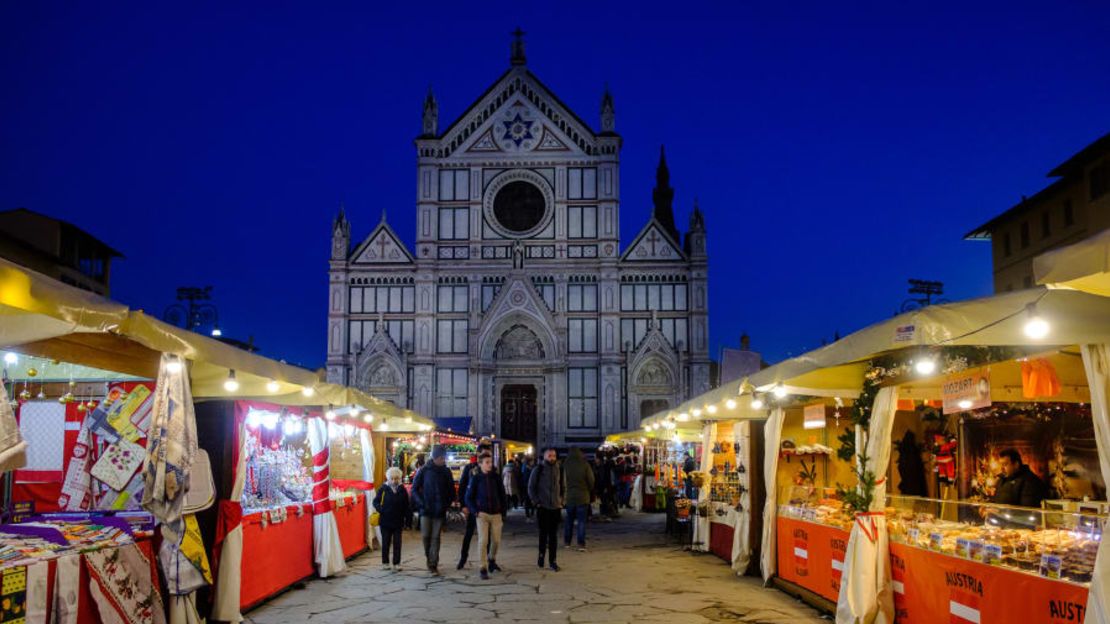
<box><xmin>244</xmin><ymin>510</ymin><xmax>827</xmax><ymax>623</ymax></box>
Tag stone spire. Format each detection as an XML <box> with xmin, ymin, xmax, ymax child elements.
<box><xmin>685</xmin><ymin>197</ymin><xmax>707</xmax><ymax>258</ymax></box>
<box><xmin>510</xmin><ymin>27</ymin><xmax>527</xmax><ymax>66</ymax></box>
<box><xmin>331</xmin><ymin>202</ymin><xmax>350</xmax><ymax>261</ymax></box>
<box><xmin>652</xmin><ymin>145</ymin><xmax>680</xmax><ymax>243</ymax></box>
<box><xmin>600</xmin><ymin>85</ymin><xmax>615</xmax><ymax>134</ymax></box>
<box><xmin>422</xmin><ymin>86</ymin><xmax>438</xmax><ymax>137</ymax></box>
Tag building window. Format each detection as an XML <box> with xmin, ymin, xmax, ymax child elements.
<box><xmin>438</xmin><ymin>207</ymin><xmax>469</xmax><ymax>240</ymax></box>
<box><xmin>438</xmin><ymin>169</ymin><xmax>469</xmax><ymax>201</ymax></box>
<box><xmin>481</xmin><ymin>284</ymin><xmax>502</xmax><ymax>312</ymax></box>
<box><xmin>567</xmin><ymin>284</ymin><xmax>598</xmax><ymax>312</ymax></box>
<box><xmin>567</xmin><ymin>205</ymin><xmax>597</xmax><ymax>239</ymax></box>
<box><xmin>1002</xmin><ymin>232</ymin><xmax>1012</xmax><ymax>257</ymax></box>
<box><xmin>567</xmin><ymin>368</ymin><xmax>598</xmax><ymax>428</ymax></box>
<box><xmin>435</xmin><ymin>368</ymin><xmax>468</xmax><ymax>417</ymax></box>
<box><xmin>532</xmin><ymin>278</ymin><xmax>555</xmax><ymax>311</ymax></box>
<box><xmin>1064</xmin><ymin>199</ymin><xmax>1075</xmax><ymax>227</ymax></box>
<box><xmin>437</xmin><ymin>284</ymin><xmax>469</xmax><ymax>312</ymax></box>
<box><xmin>350</xmin><ymin>285</ymin><xmax>415</xmax><ymax>314</ymax></box>
<box><xmin>1020</xmin><ymin>221</ymin><xmax>1030</xmax><ymax>249</ymax></box>
<box><xmin>567</xmin><ymin>168</ymin><xmax>597</xmax><ymax>200</ymax></box>
<box><xmin>620</xmin><ymin>283</ymin><xmax>688</xmax><ymax>311</ymax></box>
<box><xmin>1090</xmin><ymin>161</ymin><xmax>1110</xmax><ymax>201</ymax></box>
<box><xmin>347</xmin><ymin>319</ymin><xmax>414</xmax><ymax>354</ymax></box>
<box><xmin>621</xmin><ymin>318</ymin><xmax>688</xmax><ymax>352</ymax></box>
<box><xmin>1041</xmin><ymin>211</ymin><xmax>1051</xmax><ymax>239</ymax></box>
<box><xmin>568</xmin><ymin>319</ymin><xmax>598</xmax><ymax>352</ymax></box>
<box><xmin>436</xmin><ymin>319</ymin><xmax>468</xmax><ymax>353</ymax></box>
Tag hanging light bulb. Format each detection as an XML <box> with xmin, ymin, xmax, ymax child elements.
<box><xmin>725</xmin><ymin>399</ymin><xmax>737</xmax><ymax>410</ymax></box>
<box><xmin>914</xmin><ymin>357</ymin><xmax>937</xmax><ymax>376</ymax></box>
<box><xmin>363</xmin><ymin>413</ymin><xmax>373</xmax><ymax>424</ymax></box>
<box><xmin>378</xmin><ymin>422</ymin><xmax>389</xmax><ymax>431</ymax></box>
<box><xmin>751</xmin><ymin>395</ymin><xmax>765</xmax><ymax>410</ymax></box>
<box><xmin>350</xmin><ymin>406</ymin><xmax>361</xmax><ymax>418</ymax></box>
<box><xmin>223</xmin><ymin>370</ymin><xmax>240</xmax><ymax>392</ymax></box>
<box><xmin>676</xmin><ymin>412</ymin><xmax>690</xmax><ymax>422</ymax></box>
<box><xmin>301</xmin><ymin>386</ymin><xmax>316</xmax><ymax>398</ymax></box>
<box><xmin>691</xmin><ymin>408</ymin><xmax>702</xmax><ymax>417</ymax></box>
<box><xmin>262</xmin><ymin>411</ymin><xmax>279</xmax><ymax>430</ymax></box>
<box><xmin>773</xmin><ymin>384</ymin><xmax>788</xmax><ymax>399</ymax></box>
<box><xmin>706</xmin><ymin>404</ymin><xmax>718</xmax><ymax>415</ymax></box>
<box><xmin>282</xmin><ymin>418</ymin><xmax>299</xmax><ymax>436</ymax></box>
<box><xmin>3</xmin><ymin>352</ymin><xmax>17</xmax><ymax>365</ymax></box>
<box><xmin>1023</xmin><ymin>303</ymin><xmax>1050</xmax><ymax>339</ymax></box>
<box><xmin>266</xmin><ymin>379</ymin><xmax>280</xmax><ymax>393</ymax></box>
<box><xmin>211</xmin><ymin>327</ymin><xmax>223</xmax><ymax>337</ymax></box>
<box><xmin>644</xmin><ymin>424</ymin><xmax>652</xmax><ymax>433</ymax></box>
<box><xmin>405</xmin><ymin>415</ymin><xmax>414</xmax><ymax>424</ymax></box>
<box><xmin>957</xmin><ymin>399</ymin><xmax>974</xmax><ymax>410</ymax></box>
<box><xmin>246</xmin><ymin>410</ymin><xmax>262</xmax><ymax>428</ymax></box>
<box><xmin>325</xmin><ymin>406</ymin><xmax>337</xmax><ymax>420</ymax></box>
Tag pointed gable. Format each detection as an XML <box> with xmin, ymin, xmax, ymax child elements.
<box><xmin>433</xmin><ymin>68</ymin><xmax>601</xmax><ymax>159</ymax></box>
<box><xmin>350</xmin><ymin>220</ymin><xmax>414</xmax><ymax>265</ymax></box>
<box><xmin>621</xmin><ymin>219</ymin><xmax>685</xmax><ymax>262</ymax></box>
<box><xmin>475</xmin><ymin>275</ymin><xmax>561</xmax><ymax>360</ymax></box>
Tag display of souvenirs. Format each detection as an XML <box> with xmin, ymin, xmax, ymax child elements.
<box><xmin>0</xmin><ymin>517</ymin><xmax>137</xmax><ymax>570</ymax></box>
<box><xmin>240</xmin><ymin>434</ymin><xmax>311</xmax><ymax>512</ymax></box>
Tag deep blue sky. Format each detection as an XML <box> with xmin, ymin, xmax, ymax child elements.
<box><xmin>3</xmin><ymin>2</ymin><xmax>1109</xmax><ymax>370</ymax></box>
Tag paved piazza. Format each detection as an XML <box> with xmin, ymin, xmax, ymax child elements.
<box><xmin>244</xmin><ymin>511</ymin><xmax>827</xmax><ymax>623</ymax></box>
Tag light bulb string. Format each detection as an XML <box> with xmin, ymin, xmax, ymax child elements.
<box><xmin>932</xmin><ymin>290</ymin><xmax>1049</xmax><ymax>347</ymax></box>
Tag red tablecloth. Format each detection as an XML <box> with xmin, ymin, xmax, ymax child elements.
<box><xmin>709</xmin><ymin>522</ymin><xmax>734</xmax><ymax>562</ymax></box>
<box><xmin>240</xmin><ymin>504</ymin><xmax>314</xmax><ymax>611</ymax></box>
<box><xmin>334</xmin><ymin>493</ymin><xmax>368</xmax><ymax>560</ymax></box>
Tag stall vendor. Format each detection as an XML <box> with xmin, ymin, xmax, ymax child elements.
<box><xmin>992</xmin><ymin>448</ymin><xmax>1048</xmax><ymax>508</ymax></box>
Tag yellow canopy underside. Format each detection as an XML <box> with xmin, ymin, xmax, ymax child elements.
<box><xmin>1034</xmin><ymin>228</ymin><xmax>1110</xmax><ymax>297</ymax></box>
<box><xmin>0</xmin><ymin>257</ymin><xmax>432</xmax><ymax>426</ymax></box>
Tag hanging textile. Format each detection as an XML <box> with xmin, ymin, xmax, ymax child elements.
<box><xmin>760</xmin><ymin>408</ymin><xmax>784</xmax><ymax>583</ymax></box>
<box><xmin>629</xmin><ymin>473</ymin><xmax>643</xmax><ymax>511</ymax></box>
<box><xmin>1021</xmin><ymin>357</ymin><xmax>1062</xmax><ymax>398</ymax></box>
<box><xmin>731</xmin><ymin>420</ymin><xmax>752</xmax><ymax>575</ymax></box>
<box><xmin>86</xmin><ymin>543</ymin><xmax>166</xmax><ymax>624</ymax></box>
<box><xmin>211</xmin><ymin>418</ymin><xmax>248</xmax><ymax>623</ymax></box>
<box><xmin>307</xmin><ymin>417</ymin><xmax>346</xmax><ymax>578</ymax></box>
<box><xmin>836</xmin><ymin>386</ymin><xmax>897</xmax><ymax>624</ymax></box>
<box><xmin>1081</xmin><ymin>344</ymin><xmax>1110</xmax><ymax>624</ymax></box>
<box><xmin>692</xmin><ymin>422</ymin><xmax>715</xmax><ymax>552</ymax></box>
<box><xmin>0</xmin><ymin>382</ymin><xmax>27</xmax><ymax>473</ymax></box>
<box><xmin>359</xmin><ymin>427</ymin><xmax>380</xmax><ymax>550</ymax></box>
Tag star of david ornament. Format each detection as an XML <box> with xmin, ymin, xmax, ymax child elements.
<box><xmin>501</xmin><ymin>113</ymin><xmax>535</xmax><ymax>147</ymax></box>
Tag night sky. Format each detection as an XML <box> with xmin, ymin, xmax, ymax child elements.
<box><xmin>3</xmin><ymin>3</ymin><xmax>1108</xmax><ymax>371</ymax></box>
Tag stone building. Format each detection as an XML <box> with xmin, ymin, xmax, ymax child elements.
<box><xmin>326</xmin><ymin>33</ymin><xmax>710</xmax><ymax>449</ymax></box>
<box><xmin>966</xmin><ymin>131</ymin><xmax>1110</xmax><ymax>292</ymax></box>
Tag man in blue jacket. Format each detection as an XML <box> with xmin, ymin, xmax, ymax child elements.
<box><xmin>464</xmin><ymin>451</ymin><xmax>508</xmax><ymax>580</ymax></box>
<box><xmin>412</xmin><ymin>445</ymin><xmax>455</xmax><ymax>574</ymax></box>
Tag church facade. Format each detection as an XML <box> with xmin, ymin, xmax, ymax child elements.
<box><xmin>326</xmin><ymin>35</ymin><xmax>710</xmax><ymax>449</ymax></box>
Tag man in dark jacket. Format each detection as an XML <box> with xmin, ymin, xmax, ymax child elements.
<box><xmin>465</xmin><ymin>452</ymin><xmax>508</xmax><ymax>579</ymax></box>
<box><xmin>562</xmin><ymin>447</ymin><xmax>595</xmax><ymax>550</ymax></box>
<box><xmin>456</xmin><ymin>440</ymin><xmax>493</xmax><ymax>569</ymax></box>
<box><xmin>992</xmin><ymin>448</ymin><xmax>1048</xmax><ymax>508</ymax></box>
<box><xmin>528</xmin><ymin>447</ymin><xmax>564</xmax><ymax>571</ymax></box>
<box><xmin>412</xmin><ymin>445</ymin><xmax>455</xmax><ymax>574</ymax></box>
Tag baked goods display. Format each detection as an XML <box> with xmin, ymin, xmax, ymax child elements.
<box><xmin>780</xmin><ymin>490</ymin><xmax>1103</xmax><ymax>585</ymax></box>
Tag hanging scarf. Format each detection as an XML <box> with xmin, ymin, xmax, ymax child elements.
<box><xmin>0</xmin><ymin>382</ymin><xmax>27</xmax><ymax>473</ymax></box>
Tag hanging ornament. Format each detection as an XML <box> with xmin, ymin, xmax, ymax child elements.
<box><xmin>77</xmin><ymin>402</ymin><xmax>87</xmax><ymax>413</ymax></box>
<box><xmin>18</xmin><ymin>388</ymin><xmax>31</xmax><ymax>401</ymax></box>
<box><xmin>36</xmin><ymin>389</ymin><xmax>46</xmax><ymax>400</ymax></box>
<box><xmin>68</xmin><ymin>380</ymin><xmax>76</xmax><ymax>388</ymax></box>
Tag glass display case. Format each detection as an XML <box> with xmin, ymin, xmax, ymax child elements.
<box><xmin>886</xmin><ymin>495</ymin><xmax>1102</xmax><ymax>585</ymax></box>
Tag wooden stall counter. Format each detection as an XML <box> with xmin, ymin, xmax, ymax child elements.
<box><xmin>240</xmin><ymin>503</ymin><xmax>314</xmax><ymax>611</ymax></box>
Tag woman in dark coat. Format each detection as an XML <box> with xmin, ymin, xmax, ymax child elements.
<box><xmin>374</xmin><ymin>466</ymin><xmax>410</xmax><ymax>570</ymax></box>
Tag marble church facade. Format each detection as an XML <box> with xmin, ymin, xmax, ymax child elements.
<box><xmin>326</xmin><ymin>34</ymin><xmax>710</xmax><ymax>449</ymax></box>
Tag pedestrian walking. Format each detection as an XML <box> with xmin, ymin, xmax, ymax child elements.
<box><xmin>562</xmin><ymin>447</ymin><xmax>594</xmax><ymax>550</ymax></box>
<box><xmin>456</xmin><ymin>439</ymin><xmax>492</xmax><ymax>569</ymax></box>
<box><xmin>372</xmin><ymin>467</ymin><xmax>409</xmax><ymax>571</ymax></box>
<box><xmin>521</xmin><ymin>456</ymin><xmax>536</xmax><ymax>519</ymax></box>
<box><xmin>411</xmin><ymin>445</ymin><xmax>455</xmax><ymax>574</ymax></box>
<box><xmin>502</xmin><ymin>457</ymin><xmax>520</xmax><ymax>509</ymax></box>
<box><xmin>465</xmin><ymin>451</ymin><xmax>508</xmax><ymax>580</ymax></box>
<box><xmin>528</xmin><ymin>447</ymin><xmax>564</xmax><ymax>571</ymax></box>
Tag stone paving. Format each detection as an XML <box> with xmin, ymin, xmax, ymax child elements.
<box><xmin>244</xmin><ymin>510</ymin><xmax>827</xmax><ymax>623</ymax></box>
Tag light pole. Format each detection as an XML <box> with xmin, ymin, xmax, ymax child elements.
<box><xmin>163</xmin><ymin>286</ymin><xmax>221</xmax><ymax>336</ymax></box>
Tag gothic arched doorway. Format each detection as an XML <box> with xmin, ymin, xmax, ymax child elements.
<box><xmin>500</xmin><ymin>385</ymin><xmax>537</xmax><ymax>445</ymax></box>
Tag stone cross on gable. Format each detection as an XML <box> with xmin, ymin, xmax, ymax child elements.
<box><xmin>645</xmin><ymin>230</ymin><xmax>661</xmax><ymax>255</ymax></box>
<box><xmin>376</xmin><ymin>235</ymin><xmax>391</xmax><ymax>257</ymax></box>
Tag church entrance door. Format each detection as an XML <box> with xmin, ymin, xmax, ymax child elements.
<box><xmin>500</xmin><ymin>384</ymin><xmax>537</xmax><ymax>446</ymax></box>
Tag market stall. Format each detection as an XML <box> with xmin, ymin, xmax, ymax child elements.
<box><xmin>746</xmin><ymin>287</ymin><xmax>1110</xmax><ymax>623</ymax></box>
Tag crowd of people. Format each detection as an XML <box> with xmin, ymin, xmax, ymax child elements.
<box><xmin>371</xmin><ymin>441</ymin><xmax>642</xmax><ymax>580</ymax></box>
